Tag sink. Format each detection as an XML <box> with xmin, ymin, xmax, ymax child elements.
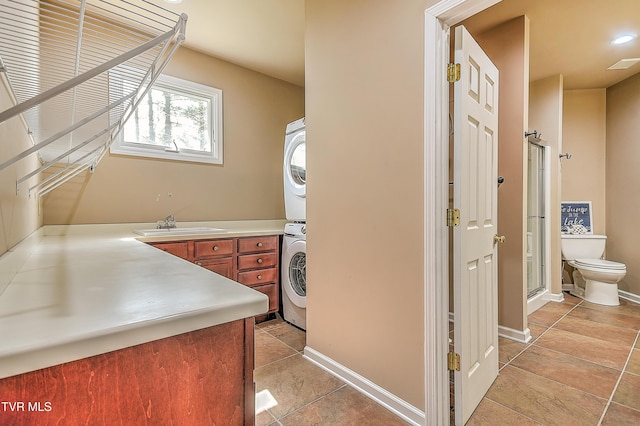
<box><xmin>134</xmin><ymin>227</ymin><xmax>227</xmax><ymax>237</ymax></box>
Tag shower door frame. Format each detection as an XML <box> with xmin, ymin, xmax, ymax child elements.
<box><xmin>527</xmin><ymin>140</ymin><xmax>552</xmax><ymax>314</ymax></box>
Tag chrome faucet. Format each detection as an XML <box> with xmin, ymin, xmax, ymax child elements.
<box><xmin>157</xmin><ymin>214</ymin><xmax>177</xmax><ymax>230</ymax></box>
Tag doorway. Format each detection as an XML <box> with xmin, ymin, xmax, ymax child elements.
<box><xmin>424</xmin><ymin>0</ymin><xmax>503</xmax><ymax>425</ymax></box>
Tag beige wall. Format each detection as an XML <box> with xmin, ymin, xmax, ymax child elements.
<box><xmin>43</xmin><ymin>46</ymin><xmax>305</xmax><ymax>224</ymax></box>
<box><xmin>529</xmin><ymin>75</ymin><xmax>563</xmax><ymax>294</ymax></box>
<box><xmin>306</xmin><ymin>0</ymin><xmax>426</xmax><ymax>409</ymax></box>
<box><xmin>0</xmin><ymin>82</ymin><xmax>42</xmax><ymax>255</ymax></box>
<box><xmin>562</xmin><ymin>89</ymin><xmax>607</xmax><ymax>234</ymax></box>
<box><xmin>606</xmin><ymin>73</ymin><xmax>640</xmax><ymax>296</ymax></box>
<box><xmin>471</xmin><ymin>17</ymin><xmax>530</xmax><ymax>332</ymax></box>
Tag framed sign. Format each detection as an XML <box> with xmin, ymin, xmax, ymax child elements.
<box><xmin>561</xmin><ymin>201</ymin><xmax>592</xmax><ymax>234</ymax></box>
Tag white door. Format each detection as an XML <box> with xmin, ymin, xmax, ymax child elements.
<box><xmin>452</xmin><ymin>25</ymin><xmax>500</xmax><ymax>425</ymax></box>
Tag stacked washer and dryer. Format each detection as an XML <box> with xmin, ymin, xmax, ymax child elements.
<box><xmin>282</xmin><ymin>118</ymin><xmax>307</xmax><ymax>330</ymax></box>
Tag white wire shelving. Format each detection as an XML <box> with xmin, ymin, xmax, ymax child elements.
<box><xmin>0</xmin><ymin>0</ymin><xmax>186</xmax><ymax>197</ymax></box>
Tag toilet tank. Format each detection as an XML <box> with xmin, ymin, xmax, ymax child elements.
<box><xmin>561</xmin><ymin>234</ymin><xmax>606</xmax><ymax>260</ymax></box>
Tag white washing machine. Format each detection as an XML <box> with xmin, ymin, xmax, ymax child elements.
<box><xmin>281</xmin><ymin>222</ymin><xmax>306</xmax><ymax>330</ymax></box>
<box><xmin>283</xmin><ymin>117</ymin><xmax>306</xmax><ymax>222</ymax></box>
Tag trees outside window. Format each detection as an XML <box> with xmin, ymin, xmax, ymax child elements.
<box><xmin>110</xmin><ymin>73</ymin><xmax>223</xmax><ymax>164</ymax></box>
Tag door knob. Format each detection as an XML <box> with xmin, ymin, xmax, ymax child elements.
<box><xmin>493</xmin><ymin>235</ymin><xmax>505</xmax><ymax>245</ymax></box>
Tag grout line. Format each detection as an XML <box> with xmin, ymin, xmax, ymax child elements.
<box><xmin>255</xmin><ymin>352</ymin><xmax>301</xmax><ymax>370</ymax></box>
<box><xmin>274</xmin><ymin>384</ymin><xmax>348</xmax><ymax>423</ymax></box>
<box><xmin>526</xmin><ymin>343</ymin><xmax>624</xmax><ymax>373</ymax></box>
<box><xmin>597</xmin><ymin>330</ymin><xmax>640</xmax><ymax>426</ymax></box>
<box><xmin>262</xmin><ymin>328</ymin><xmax>306</xmax><ymax>355</ymax></box>
<box><xmin>257</xmin><ymin>323</ymin><xmax>289</xmax><ymax>334</ymax></box>
<box><xmin>500</xmin><ymin>299</ymin><xmax>583</xmax><ymax>370</ymax></box>
<box><xmin>260</xmin><ymin>409</ymin><xmax>281</xmax><ymax>426</ymax></box>
<box><xmin>455</xmin><ymin>297</ymin><xmax>585</xmax><ymax>421</ymax></box>
<box><xmin>455</xmin><ymin>296</ymin><xmax>640</xmax><ymax>424</ymax></box>
<box><xmin>544</xmin><ymin>298</ymin><xmax>583</xmax><ymax>328</ymax></box>
<box><xmin>505</xmin><ymin>363</ymin><xmax>609</xmax><ymax>404</ymax></box>
<box><xmin>264</xmin><ymin>417</ymin><xmax>284</xmax><ymax>426</ymax></box>
<box><xmin>480</xmin><ymin>397</ymin><xmax>544</xmax><ymax>425</ymax></box>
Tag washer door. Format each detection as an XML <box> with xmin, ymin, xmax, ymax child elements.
<box><xmin>284</xmin><ymin>131</ymin><xmax>306</xmax><ymax>198</ymax></box>
<box><xmin>282</xmin><ymin>239</ymin><xmax>306</xmax><ymax>308</ymax></box>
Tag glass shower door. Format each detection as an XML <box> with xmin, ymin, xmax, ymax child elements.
<box><xmin>527</xmin><ymin>141</ymin><xmax>546</xmax><ymax>298</ymax></box>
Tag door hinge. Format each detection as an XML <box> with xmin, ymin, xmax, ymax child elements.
<box><xmin>448</xmin><ymin>351</ymin><xmax>460</xmax><ymax>371</ymax></box>
<box><xmin>447</xmin><ymin>63</ymin><xmax>461</xmax><ymax>83</ymax></box>
<box><xmin>447</xmin><ymin>208</ymin><xmax>460</xmax><ymax>227</ymax></box>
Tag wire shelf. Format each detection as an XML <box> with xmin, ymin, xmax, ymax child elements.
<box><xmin>0</xmin><ymin>0</ymin><xmax>186</xmax><ymax>197</ymax></box>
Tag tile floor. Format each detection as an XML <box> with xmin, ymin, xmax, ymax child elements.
<box><xmin>254</xmin><ymin>317</ymin><xmax>409</xmax><ymax>425</ymax></box>
<box><xmin>255</xmin><ymin>294</ymin><xmax>640</xmax><ymax>425</ymax></box>
<box><xmin>466</xmin><ymin>293</ymin><xmax>640</xmax><ymax>425</ymax></box>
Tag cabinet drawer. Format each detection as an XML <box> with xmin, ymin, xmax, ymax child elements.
<box><xmin>150</xmin><ymin>242</ymin><xmax>188</xmax><ymax>259</ymax></box>
<box><xmin>251</xmin><ymin>283</ymin><xmax>279</xmax><ymax>313</ymax></box>
<box><xmin>237</xmin><ymin>252</ymin><xmax>278</xmax><ymax>270</ymax></box>
<box><xmin>238</xmin><ymin>236</ymin><xmax>278</xmax><ymax>254</ymax></box>
<box><xmin>196</xmin><ymin>257</ymin><xmax>234</xmax><ymax>279</ymax></box>
<box><xmin>194</xmin><ymin>239</ymin><xmax>234</xmax><ymax>258</ymax></box>
<box><xmin>237</xmin><ymin>267</ymin><xmax>278</xmax><ymax>286</ymax></box>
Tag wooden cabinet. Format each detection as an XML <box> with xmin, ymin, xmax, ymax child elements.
<box><xmin>149</xmin><ymin>235</ymin><xmax>280</xmax><ymax>314</ymax></box>
<box><xmin>194</xmin><ymin>239</ymin><xmax>234</xmax><ymax>258</ymax></box>
<box><xmin>237</xmin><ymin>236</ymin><xmax>280</xmax><ymax>314</ymax></box>
<box><xmin>195</xmin><ymin>257</ymin><xmax>234</xmax><ymax>278</ymax></box>
<box><xmin>0</xmin><ymin>319</ymin><xmax>256</xmax><ymax>425</ymax></box>
<box><xmin>238</xmin><ymin>236</ymin><xmax>278</xmax><ymax>253</ymax></box>
<box><xmin>237</xmin><ymin>252</ymin><xmax>278</xmax><ymax>270</ymax></box>
<box><xmin>151</xmin><ymin>241</ymin><xmax>188</xmax><ymax>258</ymax></box>
<box><xmin>237</xmin><ymin>267</ymin><xmax>278</xmax><ymax>286</ymax></box>
<box><xmin>194</xmin><ymin>238</ymin><xmax>235</xmax><ymax>279</ymax></box>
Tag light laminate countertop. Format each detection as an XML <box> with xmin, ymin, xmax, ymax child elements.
<box><xmin>0</xmin><ymin>219</ymin><xmax>286</xmax><ymax>379</ymax></box>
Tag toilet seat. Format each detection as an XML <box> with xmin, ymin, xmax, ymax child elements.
<box><xmin>573</xmin><ymin>258</ymin><xmax>626</xmax><ymax>271</ymax></box>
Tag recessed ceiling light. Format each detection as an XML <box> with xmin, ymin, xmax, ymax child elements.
<box><xmin>611</xmin><ymin>34</ymin><xmax>636</xmax><ymax>45</ymax></box>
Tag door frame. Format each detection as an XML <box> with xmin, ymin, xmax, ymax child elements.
<box><xmin>423</xmin><ymin>0</ymin><xmax>502</xmax><ymax>424</ymax></box>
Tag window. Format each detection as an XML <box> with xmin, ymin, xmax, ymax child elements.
<box><xmin>110</xmin><ymin>73</ymin><xmax>223</xmax><ymax>164</ymax></box>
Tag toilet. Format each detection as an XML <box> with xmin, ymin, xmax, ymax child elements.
<box><xmin>561</xmin><ymin>235</ymin><xmax>626</xmax><ymax>306</ymax></box>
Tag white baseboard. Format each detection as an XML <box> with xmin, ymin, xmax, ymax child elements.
<box><xmin>498</xmin><ymin>325</ymin><xmax>532</xmax><ymax>344</ymax></box>
<box><xmin>619</xmin><ymin>289</ymin><xmax>640</xmax><ymax>304</ymax></box>
<box><xmin>303</xmin><ymin>346</ymin><xmax>425</xmax><ymax>426</ymax></box>
<box><xmin>528</xmin><ymin>290</ymin><xmax>565</xmax><ymax>315</ymax></box>
<box><xmin>451</xmin><ymin>312</ymin><xmax>532</xmax><ymax>343</ymax></box>
<box><xmin>548</xmin><ymin>291</ymin><xmax>565</xmax><ymax>302</ymax></box>
<box><xmin>527</xmin><ymin>289</ymin><xmax>550</xmax><ymax>314</ymax></box>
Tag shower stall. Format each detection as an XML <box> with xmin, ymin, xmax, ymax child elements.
<box><xmin>527</xmin><ymin>135</ymin><xmax>550</xmax><ymax>310</ymax></box>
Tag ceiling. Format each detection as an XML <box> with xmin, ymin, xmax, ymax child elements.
<box><xmin>149</xmin><ymin>0</ymin><xmax>640</xmax><ymax>90</ymax></box>
<box><xmin>145</xmin><ymin>0</ymin><xmax>305</xmax><ymax>87</ymax></box>
<box><xmin>463</xmin><ymin>0</ymin><xmax>640</xmax><ymax>90</ymax></box>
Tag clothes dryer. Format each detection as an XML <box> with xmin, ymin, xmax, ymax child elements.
<box><xmin>283</xmin><ymin>118</ymin><xmax>306</xmax><ymax>222</ymax></box>
<box><xmin>281</xmin><ymin>222</ymin><xmax>306</xmax><ymax>330</ymax></box>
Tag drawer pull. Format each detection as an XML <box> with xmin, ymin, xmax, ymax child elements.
<box><xmin>257</xmin><ymin>258</ymin><xmax>263</xmax><ymax>264</ymax></box>
<box><xmin>195</xmin><ymin>261</ymin><xmax>202</xmax><ymax>266</ymax></box>
<box><xmin>213</xmin><ymin>245</ymin><xmax>219</xmax><ymax>251</ymax></box>
<box><xmin>257</xmin><ymin>274</ymin><xmax>262</xmax><ymax>280</ymax></box>
<box><xmin>257</xmin><ymin>242</ymin><xmax>263</xmax><ymax>247</ymax></box>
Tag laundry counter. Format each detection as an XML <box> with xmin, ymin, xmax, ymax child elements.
<box><xmin>0</xmin><ymin>220</ymin><xmax>285</xmax><ymax>423</ymax></box>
